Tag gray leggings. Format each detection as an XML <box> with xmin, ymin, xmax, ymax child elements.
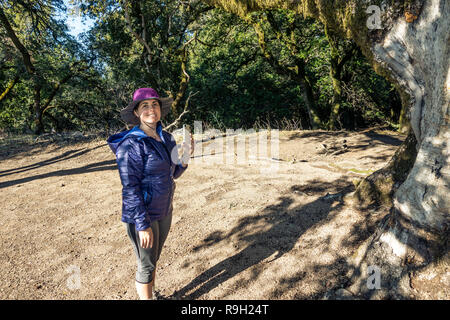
<box><xmin>126</xmin><ymin>211</ymin><xmax>172</xmax><ymax>284</ymax></box>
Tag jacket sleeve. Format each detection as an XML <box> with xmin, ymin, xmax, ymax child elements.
<box><xmin>116</xmin><ymin>139</ymin><xmax>151</xmax><ymax>231</ymax></box>
<box><xmin>173</xmin><ymin>162</ymin><xmax>188</xmax><ymax>179</ymax></box>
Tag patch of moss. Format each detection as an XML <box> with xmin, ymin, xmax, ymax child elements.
<box><xmin>355</xmin><ymin>170</ymin><xmax>395</xmax><ymax>207</ymax></box>
<box><xmin>328</xmin><ymin>163</ymin><xmax>375</xmax><ymax>175</ymax></box>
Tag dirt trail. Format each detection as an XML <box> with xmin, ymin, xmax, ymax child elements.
<box><xmin>1</xmin><ymin>128</ymin><xmax>431</xmax><ymax>300</ymax></box>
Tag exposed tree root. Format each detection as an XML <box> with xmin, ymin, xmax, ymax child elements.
<box><xmin>354</xmin><ymin>130</ymin><xmax>417</xmax><ymax>209</ymax></box>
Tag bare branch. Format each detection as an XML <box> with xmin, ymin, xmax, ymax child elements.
<box><xmin>164</xmin><ymin>91</ymin><xmax>199</xmax><ymax>131</ymax></box>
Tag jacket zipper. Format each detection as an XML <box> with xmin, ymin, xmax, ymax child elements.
<box><xmin>162</xmin><ymin>140</ymin><xmax>174</xmax><ymax>213</ymax></box>
<box><xmin>166</xmin><ymin>175</ymin><xmax>174</xmax><ymax>212</ymax></box>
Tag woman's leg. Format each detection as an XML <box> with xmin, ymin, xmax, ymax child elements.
<box><xmin>154</xmin><ymin>211</ymin><xmax>172</xmax><ymax>291</ymax></box>
<box><xmin>135</xmin><ymin>280</ymin><xmax>152</xmax><ymax>300</ymax></box>
<box><xmin>127</xmin><ymin>222</ymin><xmax>160</xmax><ymax>300</ymax></box>
<box><xmin>127</xmin><ymin>212</ymin><xmax>172</xmax><ymax>300</ymax></box>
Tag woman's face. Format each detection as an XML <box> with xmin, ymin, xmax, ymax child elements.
<box><xmin>134</xmin><ymin>99</ymin><xmax>161</xmax><ymax>125</ymax></box>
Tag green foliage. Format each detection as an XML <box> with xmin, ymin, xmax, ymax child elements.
<box><xmin>186</xmin><ymin>9</ymin><xmax>311</xmax><ymax>129</ymax></box>
<box><xmin>0</xmin><ymin>0</ymin><xmax>402</xmax><ymax>134</ymax></box>
<box><xmin>0</xmin><ymin>0</ymin><xmax>105</xmax><ymax>133</ymax></box>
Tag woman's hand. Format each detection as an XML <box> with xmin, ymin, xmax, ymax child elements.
<box><xmin>138</xmin><ymin>227</ymin><xmax>153</xmax><ymax>249</ymax></box>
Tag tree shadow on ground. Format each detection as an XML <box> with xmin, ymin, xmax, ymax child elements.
<box><xmin>0</xmin><ymin>158</ymin><xmax>117</xmax><ymax>189</ymax></box>
<box><xmin>286</xmin><ymin>130</ymin><xmax>349</xmax><ymax>142</ymax></box>
<box><xmin>285</xmin><ymin>129</ymin><xmax>404</xmax><ymax>156</ymax></box>
<box><xmin>357</xmin><ymin>154</ymin><xmax>391</xmax><ymax>161</ymax></box>
<box><xmin>362</xmin><ymin>131</ymin><xmax>403</xmax><ymax>147</ymax></box>
<box><xmin>272</xmin><ymin>257</ymin><xmax>352</xmax><ymax>299</ymax></box>
<box><xmin>0</xmin><ymin>134</ymin><xmax>103</xmax><ymax>161</ymax></box>
<box><xmin>267</xmin><ymin>202</ymin><xmax>450</xmax><ymax>300</ymax></box>
<box><xmin>172</xmin><ymin>178</ymin><xmax>355</xmax><ymax>300</ymax></box>
<box><xmin>0</xmin><ymin>144</ymin><xmax>105</xmax><ymax>178</ymax></box>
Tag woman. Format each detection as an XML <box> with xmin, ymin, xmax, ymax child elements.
<box><xmin>107</xmin><ymin>87</ymin><xmax>194</xmax><ymax>300</ymax></box>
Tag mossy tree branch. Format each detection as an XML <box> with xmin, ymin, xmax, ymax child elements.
<box><xmin>0</xmin><ymin>75</ymin><xmax>19</xmax><ymax>102</ymax></box>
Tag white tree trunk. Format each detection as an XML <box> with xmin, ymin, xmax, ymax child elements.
<box><xmin>374</xmin><ymin>0</ymin><xmax>448</xmax><ymax>248</ymax></box>
<box><xmin>375</xmin><ymin>0</ymin><xmax>449</xmax><ymax>231</ymax></box>
<box><xmin>348</xmin><ymin>0</ymin><xmax>449</xmax><ymax>298</ymax></box>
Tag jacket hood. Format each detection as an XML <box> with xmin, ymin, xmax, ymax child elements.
<box><xmin>107</xmin><ymin>121</ymin><xmax>165</xmax><ymax>154</ymax></box>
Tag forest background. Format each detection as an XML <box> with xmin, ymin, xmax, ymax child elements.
<box><xmin>0</xmin><ymin>0</ymin><xmax>406</xmax><ymax>135</ymax></box>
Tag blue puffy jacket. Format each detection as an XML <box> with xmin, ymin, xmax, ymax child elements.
<box><xmin>107</xmin><ymin>121</ymin><xmax>188</xmax><ymax>231</ymax></box>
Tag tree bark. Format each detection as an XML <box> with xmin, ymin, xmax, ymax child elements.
<box><xmin>395</xmin><ymin>83</ymin><xmax>413</xmax><ymax>133</ymax></box>
<box><xmin>203</xmin><ymin>0</ymin><xmax>449</xmax><ymax>298</ymax></box>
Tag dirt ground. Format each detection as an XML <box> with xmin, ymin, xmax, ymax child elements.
<box><xmin>0</xmin><ymin>128</ymin><xmax>448</xmax><ymax>300</ymax></box>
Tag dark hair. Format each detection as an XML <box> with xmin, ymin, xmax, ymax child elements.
<box><xmin>136</xmin><ymin>99</ymin><xmax>161</xmax><ymax>109</ymax></box>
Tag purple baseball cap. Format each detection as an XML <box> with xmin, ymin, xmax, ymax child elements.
<box><xmin>120</xmin><ymin>88</ymin><xmax>173</xmax><ymax>125</ymax></box>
